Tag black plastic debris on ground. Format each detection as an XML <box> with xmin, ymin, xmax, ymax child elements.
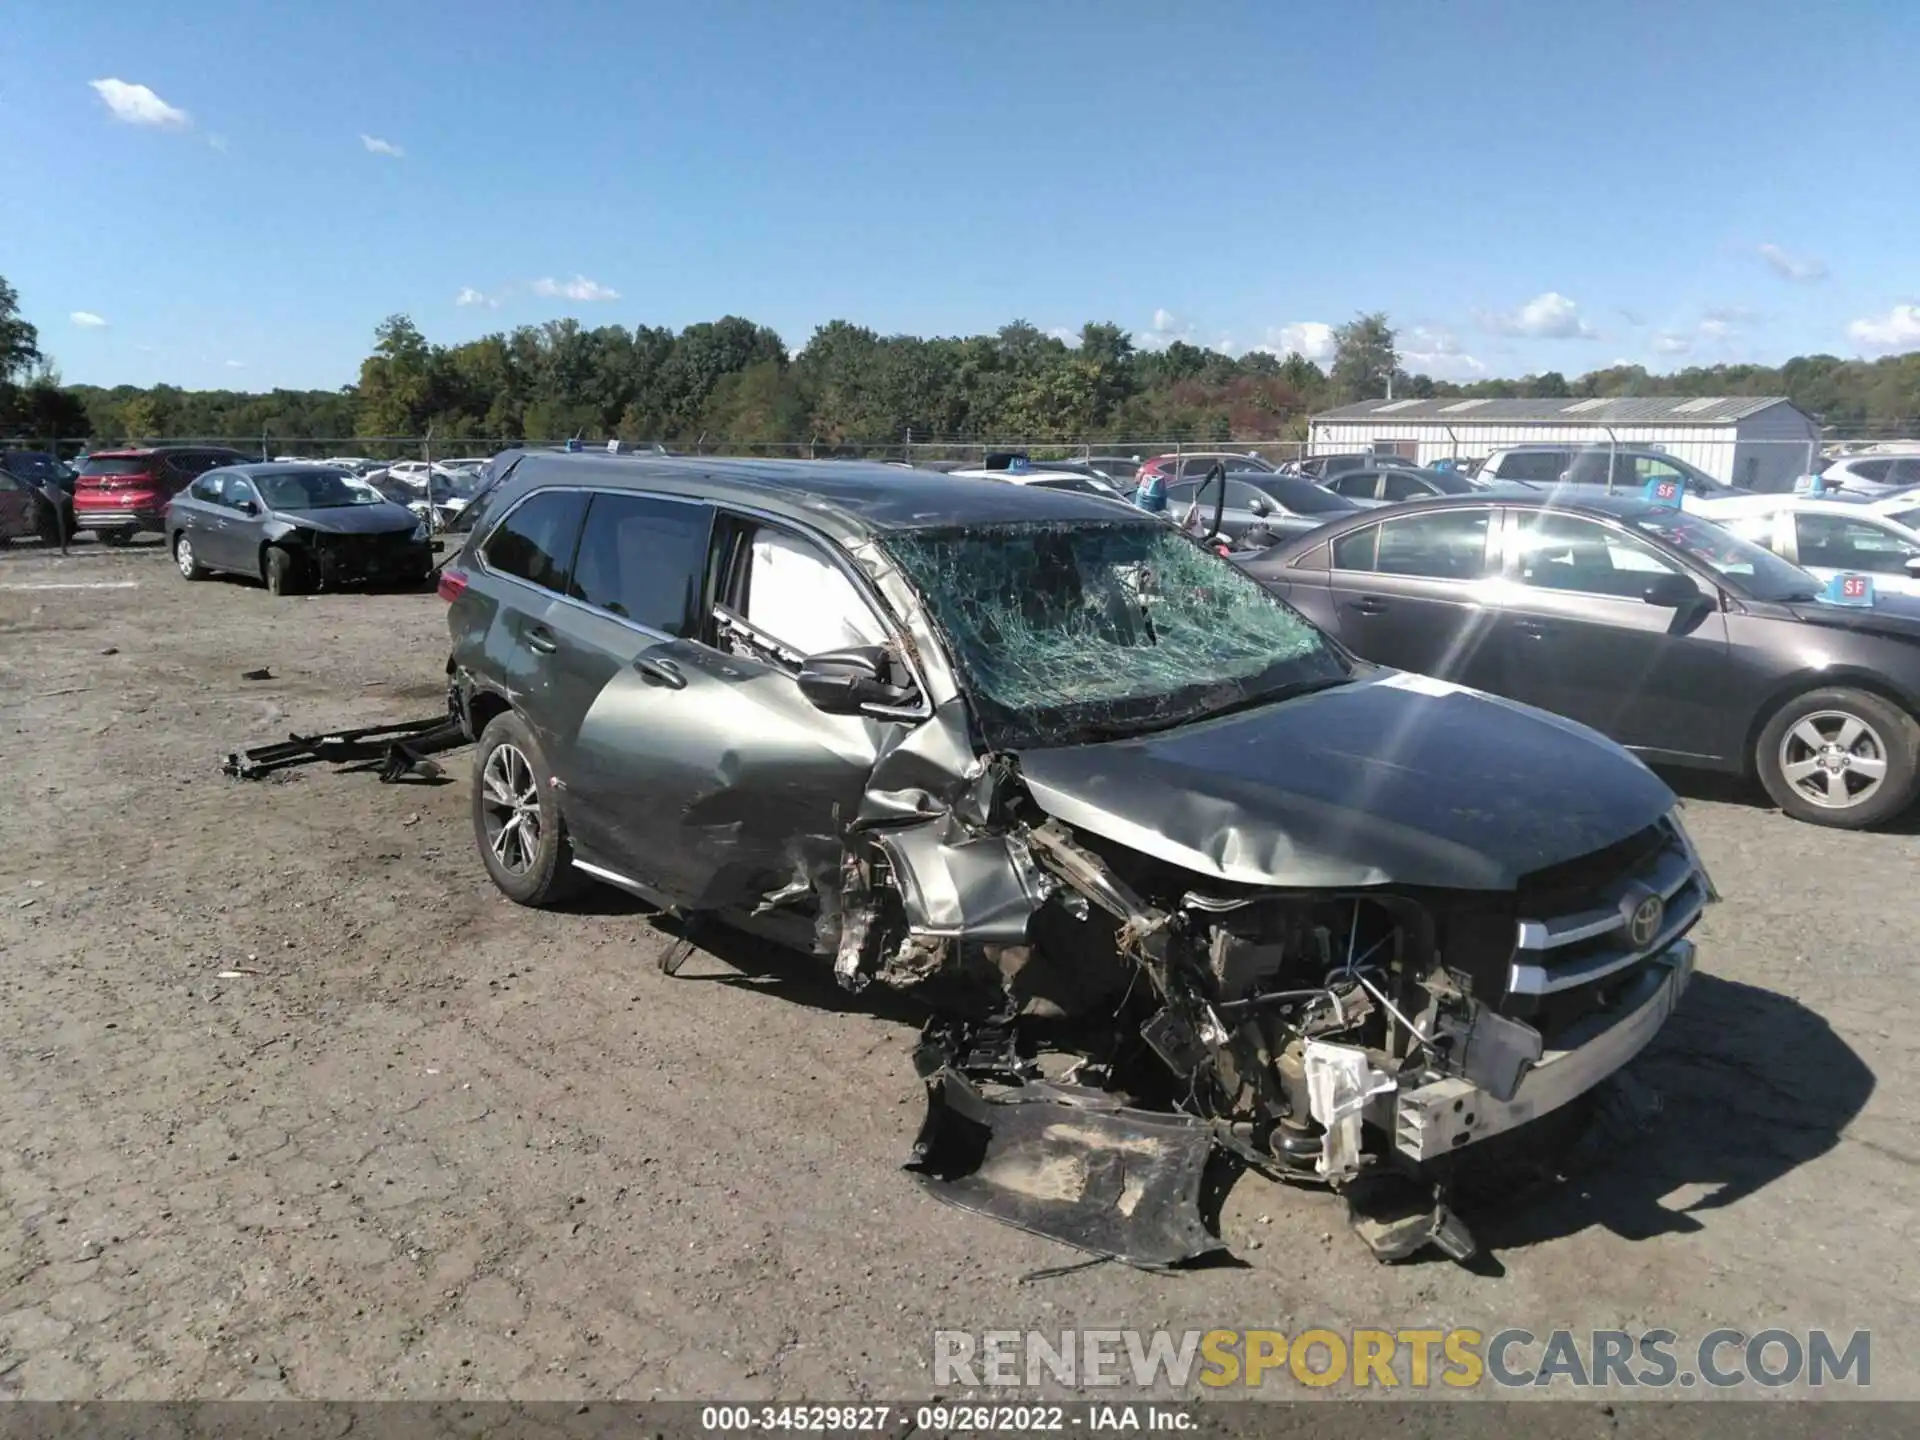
<box><xmin>222</xmin><ymin>715</ymin><xmax>469</xmax><ymax>783</ymax></box>
<box><xmin>907</xmin><ymin>1063</ymin><xmax>1224</xmax><ymax>1271</ymax></box>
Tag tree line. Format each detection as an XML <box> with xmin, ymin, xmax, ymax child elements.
<box><xmin>7</xmin><ymin>275</ymin><xmax>1920</xmax><ymax>451</ymax></box>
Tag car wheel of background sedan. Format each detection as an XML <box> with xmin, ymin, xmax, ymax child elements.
<box><xmin>471</xmin><ymin>711</ymin><xmax>586</xmax><ymax>907</ymax></box>
<box><xmin>1756</xmin><ymin>687</ymin><xmax>1920</xmax><ymax>829</ymax></box>
<box><xmin>263</xmin><ymin>545</ymin><xmax>304</xmax><ymax>596</ymax></box>
<box><xmin>173</xmin><ymin>532</ymin><xmax>208</xmax><ymax>580</ymax></box>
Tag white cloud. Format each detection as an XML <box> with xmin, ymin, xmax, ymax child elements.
<box><xmin>1758</xmin><ymin>243</ymin><xmax>1827</xmax><ymax>283</ymax></box>
<box><xmin>70</xmin><ymin>311</ymin><xmax>108</xmax><ymax>328</ymax></box>
<box><xmin>1848</xmin><ymin>304</ymin><xmax>1920</xmax><ymax>354</ymax></box>
<box><xmin>1400</xmin><ymin>326</ymin><xmax>1486</xmax><ymax>379</ymax></box>
<box><xmin>1045</xmin><ymin>326</ymin><xmax>1079</xmax><ymax>347</ymax></box>
<box><xmin>1479</xmin><ymin>291</ymin><xmax>1597</xmax><ymax>339</ymax></box>
<box><xmin>224</xmin><ymin>359</ymin><xmax>246</xmax><ymax>369</ymax></box>
<box><xmin>1703</xmin><ymin>304</ymin><xmax>1761</xmax><ymax>325</ymax></box>
<box><xmin>360</xmin><ymin>134</ymin><xmax>404</xmax><ymax>158</ymax></box>
<box><xmin>1653</xmin><ymin>332</ymin><xmax>1692</xmax><ymax>356</ymax></box>
<box><xmin>1697</xmin><ymin>318</ymin><xmax>1736</xmax><ymax>341</ymax></box>
<box><xmin>1135</xmin><ymin>307</ymin><xmax>1197</xmax><ymax>352</ymax></box>
<box><xmin>89</xmin><ymin>78</ymin><xmax>190</xmax><ymax>128</ymax></box>
<box><xmin>455</xmin><ymin>286</ymin><xmax>501</xmax><ymax>308</ymax></box>
<box><xmin>532</xmin><ymin>275</ymin><xmax>619</xmax><ymax>302</ymax></box>
<box><xmin>1272</xmin><ymin>321</ymin><xmax>1336</xmax><ymax>364</ymax></box>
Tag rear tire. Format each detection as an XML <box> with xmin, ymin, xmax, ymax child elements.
<box><xmin>263</xmin><ymin>545</ymin><xmax>303</xmax><ymax>596</ymax></box>
<box><xmin>173</xmin><ymin>532</ymin><xmax>208</xmax><ymax>580</ymax></box>
<box><xmin>1755</xmin><ymin>687</ymin><xmax>1920</xmax><ymax>829</ymax></box>
<box><xmin>471</xmin><ymin>711</ymin><xmax>586</xmax><ymax>907</ymax></box>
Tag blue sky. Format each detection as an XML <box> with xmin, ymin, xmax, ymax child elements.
<box><xmin>6</xmin><ymin>0</ymin><xmax>1918</xmax><ymax>390</ymax></box>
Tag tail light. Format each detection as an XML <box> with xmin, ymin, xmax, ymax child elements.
<box><xmin>436</xmin><ymin>567</ymin><xmax>469</xmax><ymax>602</ymax></box>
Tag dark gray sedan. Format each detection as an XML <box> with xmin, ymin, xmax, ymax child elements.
<box><xmin>165</xmin><ymin>464</ymin><xmax>433</xmax><ymax>595</ymax></box>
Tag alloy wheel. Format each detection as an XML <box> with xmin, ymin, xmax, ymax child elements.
<box><xmin>479</xmin><ymin>742</ymin><xmax>543</xmax><ymax>874</ymax></box>
<box><xmin>175</xmin><ymin>536</ymin><xmax>196</xmax><ymax>577</ymax></box>
<box><xmin>1777</xmin><ymin>710</ymin><xmax>1890</xmax><ymax>810</ymax></box>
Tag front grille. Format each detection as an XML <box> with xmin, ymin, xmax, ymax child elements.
<box><xmin>1506</xmin><ymin>816</ymin><xmax>1710</xmax><ymax>1009</ymax></box>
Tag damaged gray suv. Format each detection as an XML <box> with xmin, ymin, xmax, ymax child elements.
<box><xmin>442</xmin><ymin>452</ymin><xmax>1715</xmax><ymax>1266</ymax></box>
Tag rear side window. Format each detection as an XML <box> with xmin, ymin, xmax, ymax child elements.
<box><xmin>568</xmin><ymin>493</ymin><xmax>713</xmax><ymax>635</ymax></box>
<box><xmin>484</xmin><ymin>489</ymin><xmax>587</xmax><ymax>594</ymax></box>
<box><xmin>1374</xmin><ymin>509</ymin><xmax>1493</xmax><ymax>579</ymax></box>
<box><xmin>1845</xmin><ymin>459</ymin><xmax>1894</xmax><ymax>482</ymax></box>
<box><xmin>1496</xmin><ymin>451</ymin><xmax>1570</xmax><ymax>482</ymax></box>
<box><xmin>1332</xmin><ymin>526</ymin><xmax>1379</xmax><ymax>571</ymax></box>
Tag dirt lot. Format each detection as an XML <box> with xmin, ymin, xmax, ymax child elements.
<box><xmin>0</xmin><ymin>535</ymin><xmax>1916</xmax><ymax>1403</ymax></box>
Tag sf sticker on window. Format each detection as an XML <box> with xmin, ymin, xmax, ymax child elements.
<box><xmin>1820</xmin><ymin>572</ymin><xmax>1874</xmax><ymax>607</ymax></box>
<box><xmin>1643</xmin><ymin>477</ymin><xmax>1683</xmax><ymax>507</ymax></box>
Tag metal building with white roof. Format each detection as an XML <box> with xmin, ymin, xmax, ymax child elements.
<box><xmin>1308</xmin><ymin>395</ymin><xmax>1820</xmax><ymax>492</ymax></box>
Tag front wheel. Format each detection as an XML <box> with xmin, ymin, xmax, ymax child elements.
<box><xmin>263</xmin><ymin>545</ymin><xmax>304</xmax><ymax>596</ymax></box>
<box><xmin>1755</xmin><ymin>687</ymin><xmax>1920</xmax><ymax>828</ymax></box>
<box><xmin>471</xmin><ymin>711</ymin><xmax>586</xmax><ymax>906</ymax></box>
<box><xmin>174</xmin><ymin>532</ymin><xmax>208</xmax><ymax>580</ymax></box>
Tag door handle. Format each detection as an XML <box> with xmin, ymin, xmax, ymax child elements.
<box><xmin>524</xmin><ymin>627</ymin><xmax>558</xmax><ymax>655</ymax></box>
<box><xmin>1346</xmin><ymin>597</ymin><xmax>1390</xmax><ymax>615</ymax></box>
<box><xmin>1514</xmin><ymin>619</ymin><xmax>1552</xmax><ymax>638</ymax></box>
<box><xmin>634</xmin><ymin>655</ymin><xmax>686</xmax><ymax>689</ymax></box>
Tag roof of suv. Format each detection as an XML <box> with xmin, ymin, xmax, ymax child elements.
<box><xmin>497</xmin><ymin>451</ymin><xmax>1143</xmax><ymax>539</ymax></box>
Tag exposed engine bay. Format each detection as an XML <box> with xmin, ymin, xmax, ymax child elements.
<box><xmin>731</xmin><ymin>760</ymin><xmax>1707</xmax><ymax>1270</ymax></box>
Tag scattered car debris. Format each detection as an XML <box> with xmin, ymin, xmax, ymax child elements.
<box><xmin>241</xmin><ymin>668</ymin><xmax>273</xmax><ymax>681</ymax></box>
<box><xmin>222</xmin><ymin>713</ymin><xmax>468</xmax><ymax>782</ymax></box>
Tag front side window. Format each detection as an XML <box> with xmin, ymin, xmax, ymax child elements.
<box><xmin>729</xmin><ymin>524</ymin><xmax>891</xmax><ymax>660</ymax></box>
<box><xmin>1514</xmin><ymin>513</ymin><xmax>1682</xmax><ymax>597</ymax></box>
<box><xmin>1793</xmin><ymin>513</ymin><xmax>1920</xmax><ymax>576</ymax></box>
<box><xmin>567</xmin><ymin>492</ymin><xmax>713</xmax><ymax>634</ymax></box>
<box><xmin>484</xmin><ymin>489</ymin><xmax>587</xmax><ymax>594</ymax></box>
<box><xmin>1382</xmin><ymin>471</ymin><xmax>1432</xmax><ymax>502</ymax></box>
<box><xmin>883</xmin><ymin>520</ymin><xmax>1349</xmax><ymax>748</ymax></box>
<box><xmin>221</xmin><ymin>474</ymin><xmax>260</xmax><ymax>510</ymax></box>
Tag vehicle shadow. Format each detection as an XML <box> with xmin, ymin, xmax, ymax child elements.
<box><xmin>1655</xmin><ymin>764</ymin><xmax>1920</xmax><ymax>836</ymax></box>
<box><xmin>1464</xmin><ymin>972</ymin><xmax>1874</xmax><ymax>1254</ymax></box>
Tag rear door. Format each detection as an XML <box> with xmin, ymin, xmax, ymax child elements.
<box><xmin>554</xmin><ymin>498</ymin><xmax>916</xmax><ymax>909</ymax></box>
<box><xmin>1491</xmin><ymin>509</ymin><xmax>1734</xmax><ymax>761</ymax></box>
<box><xmin>173</xmin><ymin>472</ymin><xmax>231</xmax><ymax>565</ymax></box>
<box><xmin>1320</xmin><ymin>505</ymin><xmax>1505</xmax><ymax>687</ymax></box>
<box><xmin>0</xmin><ymin>468</ymin><xmax>34</xmax><ymax>539</ymax></box>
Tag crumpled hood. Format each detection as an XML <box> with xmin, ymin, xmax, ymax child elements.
<box><xmin>1014</xmin><ymin>671</ymin><xmax>1675</xmax><ymax>892</ymax></box>
<box><xmin>274</xmin><ymin>503</ymin><xmax>419</xmax><ymax>536</ymax></box>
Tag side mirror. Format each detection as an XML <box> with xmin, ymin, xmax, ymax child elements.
<box><xmin>796</xmin><ymin>645</ymin><xmax>917</xmax><ymax>716</ymax></box>
<box><xmin>236</xmin><ymin>498</ymin><xmax>259</xmax><ymax>515</ymax></box>
<box><xmin>1904</xmin><ymin>555</ymin><xmax>1920</xmax><ymax>577</ymax></box>
<box><xmin>1247</xmin><ymin>496</ymin><xmax>1273</xmax><ymax>517</ymax></box>
<box><xmin>1642</xmin><ymin>572</ymin><xmax>1703</xmax><ymax>608</ymax></box>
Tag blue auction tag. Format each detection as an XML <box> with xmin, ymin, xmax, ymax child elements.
<box><xmin>1793</xmin><ymin>472</ymin><xmax>1827</xmax><ymax>496</ymax></box>
<box><xmin>1820</xmin><ymin>572</ymin><xmax>1875</xmax><ymax>607</ymax></box>
<box><xmin>1007</xmin><ymin>456</ymin><xmax>1030</xmax><ymax>474</ymax></box>
<box><xmin>1643</xmin><ymin>476</ymin><xmax>1683</xmax><ymax>507</ymax></box>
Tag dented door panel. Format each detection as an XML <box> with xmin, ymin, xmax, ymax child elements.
<box><xmin>568</xmin><ymin>634</ymin><xmax>901</xmax><ymax>909</ymax></box>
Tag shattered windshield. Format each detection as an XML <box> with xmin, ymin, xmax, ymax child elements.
<box><xmin>883</xmin><ymin>520</ymin><xmax>1352</xmax><ymax>748</ymax></box>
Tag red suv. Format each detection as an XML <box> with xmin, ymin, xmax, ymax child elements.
<box><xmin>73</xmin><ymin>446</ymin><xmax>255</xmax><ymax>544</ymax></box>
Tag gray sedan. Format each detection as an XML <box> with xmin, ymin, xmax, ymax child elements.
<box><xmin>165</xmin><ymin>464</ymin><xmax>433</xmax><ymax>596</ymax></box>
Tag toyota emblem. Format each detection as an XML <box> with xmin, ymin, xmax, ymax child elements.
<box><xmin>1628</xmin><ymin>893</ymin><xmax>1665</xmax><ymax>949</ymax></box>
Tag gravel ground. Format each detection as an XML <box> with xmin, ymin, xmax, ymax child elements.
<box><xmin>0</xmin><ymin>537</ymin><xmax>1915</xmax><ymax>1403</ymax></box>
